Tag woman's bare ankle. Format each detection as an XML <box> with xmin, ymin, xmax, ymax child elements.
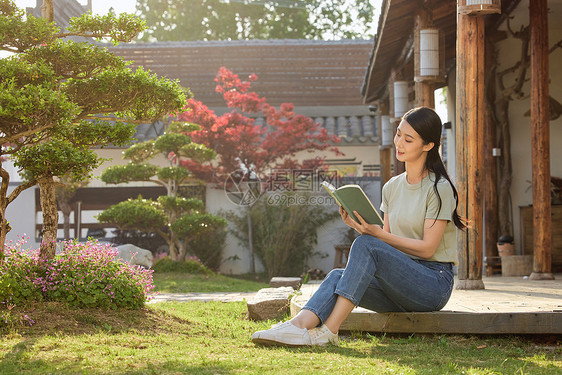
<box><xmin>289</xmin><ymin>317</ymin><xmax>307</xmax><ymax>329</ymax></box>
<box><xmin>290</xmin><ymin>310</ymin><xmax>321</xmax><ymax>330</ymax></box>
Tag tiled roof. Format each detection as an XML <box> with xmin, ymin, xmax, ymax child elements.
<box><xmin>133</xmin><ymin>108</ymin><xmax>378</xmax><ymax>146</ymax></box>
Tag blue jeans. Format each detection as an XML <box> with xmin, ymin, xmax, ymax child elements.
<box><xmin>303</xmin><ymin>235</ymin><xmax>454</xmax><ymax>323</ymax></box>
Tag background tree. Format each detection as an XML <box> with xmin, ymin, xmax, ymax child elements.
<box><xmin>0</xmin><ymin>0</ymin><xmax>187</xmax><ymax>257</ymax></box>
<box><xmin>97</xmin><ymin>121</ymin><xmax>227</xmax><ymax>262</ymax></box>
<box><xmin>177</xmin><ymin>67</ymin><xmax>341</xmax><ymax>182</ymax></box>
<box><xmin>13</xmin><ymin>122</ymin><xmax>136</xmax><ymax>257</ymax></box>
<box><xmin>55</xmin><ymin>174</ymin><xmax>88</xmax><ymax>241</ymax></box>
<box><xmin>177</xmin><ymin>67</ymin><xmax>341</xmax><ymax>273</ymax></box>
<box><xmin>136</xmin><ymin>0</ymin><xmax>376</xmax><ymax>42</ymax></box>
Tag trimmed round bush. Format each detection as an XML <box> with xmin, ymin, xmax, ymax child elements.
<box><xmin>152</xmin><ymin>256</ymin><xmax>213</xmax><ymax>275</ymax></box>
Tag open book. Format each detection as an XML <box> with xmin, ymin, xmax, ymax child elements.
<box><xmin>321</xmin><ymin>181</ymin><xmax>384</xmax><ymax>226</ymax></box>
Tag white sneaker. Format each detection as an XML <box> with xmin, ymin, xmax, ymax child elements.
<box><xmin>308</xmin><ymin>324</ymin><xmax>339</xmax><ymax>346</ymax></box>
<box><xmin>251</xmin><ymin>321</ymin><xmax>312</xmax><ymax>346</ymax></box>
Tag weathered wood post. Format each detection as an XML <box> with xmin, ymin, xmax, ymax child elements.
<box><xmin>529</xmin><ymin>0</ymin><xmax>554</xmax><ymax>280</ymax></box>
<box><xmin>414</xmin><ymin>9</ymin><xmax>436</xmax><ymax>109</ymax></box>
<box><xmin>378</xmin><ymin>101</ymin><xmax>392</xmax><ymax>186</ymax></box>
<box><xmin>389</xmin><ymin>73</ymin><xmax>406</xmax><ymax>176</ymax></box>
<box><xmin>455</xmin><ymin>8</ymin><xmax>485</xmax><ymax>290</ymax></box>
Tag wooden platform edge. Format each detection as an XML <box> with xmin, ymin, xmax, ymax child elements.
<box><xmin>291</xmin><ymin>298</ymin><xmax>562</xmax><ymax>335</ymax></box>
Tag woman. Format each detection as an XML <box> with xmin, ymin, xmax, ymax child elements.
<box><xmin>251</xmin><ymin>106</ymin><xmax>466</xmax><ymax>346</ymax></box>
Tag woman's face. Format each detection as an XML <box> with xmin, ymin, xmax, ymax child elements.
<box><xmin>394</xmin><ymin>119</ymin><xmax>434</xmax><ymax>163</ymax></box>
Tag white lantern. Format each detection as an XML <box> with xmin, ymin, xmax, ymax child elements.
<box><xmin>381</xmin><ymin>115</ymin><xmax>393</xmax><ymax>146</ymax></box>
<box><xmin>467</xmin><ymin>0</ymin><xmax>492</xmax><ymax>5</ymax></box>
<box><xmin>419</xmin><ymin>28</ymin><xmax>439</xmax><ymax>76</ymax></box>
<box><xmin>458</xmin><ymin>0</ymin><xmax>501</xmax><ymax>15</ymax></box>
<box><xmin>393</xmin><ymin>81</ymin><xmax>409</xmax><ymax>119</ymax></box>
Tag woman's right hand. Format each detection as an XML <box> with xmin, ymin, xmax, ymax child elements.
<box><xmin>340</xmin><ymin>206</ymin><xmax>384</xmax><ymax>237</ymax></box>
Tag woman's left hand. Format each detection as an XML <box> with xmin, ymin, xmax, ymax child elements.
<box><xmin>340</xmin><ymin>207</ymin><xmax>384</xmax><ymax>237</ymax></box>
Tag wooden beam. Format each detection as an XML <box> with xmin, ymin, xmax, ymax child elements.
<box><xmin>455</xmin><ymin>12</ymin><xmax>485</xmax><ymax>290</ymax></box>
<box><xmin>337</xmin><ymin>311</ymin><xmax>562</xmax><ymax>335</ymax></box>
<box><xmin>529</xmin><ymin>0</ymin><xmax>554</xmax><ymax>280</ymax></box>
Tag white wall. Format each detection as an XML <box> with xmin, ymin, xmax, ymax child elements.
<box><xmin>207</xmin><ymin>176</ymin><xmax>382</xmax><ymax>275</ymax></box>
<box><xmin>495</xmin><ymin>0</ymin><xmax>562</xmax><ymax>253</ymax></box>
<box><xmin>5</xmin><ymin>185</ymin><xmax>38</xmax><ymax>249</ymax></box>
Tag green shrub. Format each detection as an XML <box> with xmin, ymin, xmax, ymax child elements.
<box><xmin>0</xmin><ymin>252</ymin><xmax>44</xmax><ymax>307</ymax></box>
<box><xmin>189</xmin><ymin>223</ymin><xmax>227</xmax><ymax>271</ymax></box>
<box><xmin>152</xmin><ymin>256</ymin><xmax>214</xmax><ymax>275</ymax></box>
<box><xmin>228</xmin><ymin>192</ymin><xmax>338</xmax><ymax>278</ymax></box>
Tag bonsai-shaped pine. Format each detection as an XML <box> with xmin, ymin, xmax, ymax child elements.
<box><xmin>97</xmin><ymin>121</ymin><xmax>226</xmax><ymax>262</ymax></box>
<box><xmin>0</xmin><ymin>0</ymin><xmax>187</xmax><ymax>258</ymax></box>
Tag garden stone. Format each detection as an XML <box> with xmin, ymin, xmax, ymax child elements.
<box><xmin>247</xmin><ymin>287</ymin><xmax>294</xmax><ymax>321</ymax></box>
<box><xmin>115</xmin><ymin>244</ymin><xmax>153</xmax><ymax>268</ymax></box>
<box><xmin>269</xmin><ymin>277</ymin><xmax>302</xmax><ymax>289</ymax></box>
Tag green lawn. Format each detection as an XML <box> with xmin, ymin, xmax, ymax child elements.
<box><xmin>151</xmin><ymin>272</ymin><xmax>269</xmax><ymax>293</ymax></box>
<box><xmin>0</xmin><ymin>301</ymin><xmax>560</xmax><ymax>374</ymax></box>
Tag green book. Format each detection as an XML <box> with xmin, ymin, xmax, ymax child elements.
<box><xmin>321</xmin><ymin>181</ymin><xmax>384</xmax><ymax>226</ymax></box>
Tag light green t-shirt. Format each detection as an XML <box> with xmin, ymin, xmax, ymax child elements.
<box><xmin>380</xmin><ymin>172</ymin><xmax>458</xmax><ymax>265</ymax></box>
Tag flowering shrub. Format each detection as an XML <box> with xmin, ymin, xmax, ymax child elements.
<box><xmin>0</xmin><ymin>239</ymin><xmax>154</xmax><ymax>310</ymax></box>
<box><xmin>0</xmin><ymin>251</ymin><xmax>44</xmax><ymax>307</ymax></box>
<box><xmin>152</xmin><ymin>256</ymin><xmax>213</xmax><ymax>275</ymax></box>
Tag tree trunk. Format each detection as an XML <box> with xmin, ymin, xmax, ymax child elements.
<box><xmin>168</xmin><ymin>234</ymin><xmax>179</xmax><ymax>261</ymax></box>
<box><xmin>41</xmin><ymin>0</ymin><xmax>54</xmax><ymax>22</ymax></box>
<box><xmin>176</xmin><ymin>237</ymin><xmax>188</xmax><ymax>262</ymax></box>
<box><xmin>39</xmin><ymin>177</ymin><xmax>58</xmax><ymax>259</ymax></box>
<box><xmin>0</xmin><ymin>166</ymin><xmax>11</xmax><ymax>256</ymax></box>
<box><xmin>57</xmin><ymin>194</ymin><xmax>72</xmax><ymax>240</ymax></box>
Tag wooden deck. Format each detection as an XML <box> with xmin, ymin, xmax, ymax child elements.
<box><xmin>290</xmin><ymin>275</ymin><xmax>562</xmax><ymax>335</ymax></box>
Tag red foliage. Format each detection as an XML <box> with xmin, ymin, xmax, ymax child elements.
<box><xmin>176</xmin><ymin>67</ymin><xmax>341</xmax><ymax>184</ymax></box>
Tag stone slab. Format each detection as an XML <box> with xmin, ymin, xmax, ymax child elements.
<box><xmin>270</xmin><ymin>277</ymin><xmax>302</xmax><ymax>289</ymax></box>
<box><xmin>247</xmin><ymin>287</ymin><xmax>295</xmax><ymax>321</ymax></box>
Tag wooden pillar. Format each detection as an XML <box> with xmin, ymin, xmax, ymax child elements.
<box><xmin>389</xmin><ymin>75</ymin><xmax>406</xmax><ymax>176</ymax></box>
<box><xmin>379</xmin><ymin>101</ymin><xmax>392</xmax><ymax>186</ymax></box>
<box><xmin>484</xmin><ymin>38</ymin><xmax>499</xmax><ymax>274</ymax></box>
<box><xmin>529</xmin><ymin>0</ymin><xmax>554</xmax><ymax>280</ymax></box>
<box><xmin>393</xmin><ymin>119</ymin><xmax>405</xmax><ymax>176</ymax></box>
<box><xmin>414</xmin><ymin>9</ymin><xmax>436</xmax><ymax>109</ymax></box>
<box><xmin>456</xmin><ymin>11</ymin><xmax>485</xmax><ymax>290</ymax></box>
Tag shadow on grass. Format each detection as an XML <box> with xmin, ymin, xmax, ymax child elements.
<box><xmin>0</xmin><ymin>301</ymin><xmax>193</xmax><ymax>337</ymax></box>
<box><xmin>255</xmin><ymin>333</ymin><xmax>560</xmax><ymax>374</ymax></box>
<box><xmin>2</xmin><ymin>302</ymin><xmax>560</xmax><ymax>374</ymax></box>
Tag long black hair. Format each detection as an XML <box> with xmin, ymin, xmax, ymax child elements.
<box><xmin>403</xmin><ymin>107</ymin><xmax>466</xmax><ymax>230</ymax></box>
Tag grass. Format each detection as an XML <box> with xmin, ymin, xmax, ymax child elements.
<box><xmin>151</xmin><ymin>272</ymin><xmax>269</xmax><ymax>293</ymax></box>
<box><xmin>0</xmin><ymin>301</ymin><xmax>560</xmax><ymax>374</ymax></box>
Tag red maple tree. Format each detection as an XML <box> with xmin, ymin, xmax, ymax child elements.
<box><xmin>176</xmin><ymin>67</ymin><xmax>341</xmax><ymax>184</ymax></box>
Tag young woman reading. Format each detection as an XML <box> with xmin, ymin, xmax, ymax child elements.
<box><xmin>251</xmin><ymin>106</ymin><xmax>466</xmax><ymax>346</ymax></box>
